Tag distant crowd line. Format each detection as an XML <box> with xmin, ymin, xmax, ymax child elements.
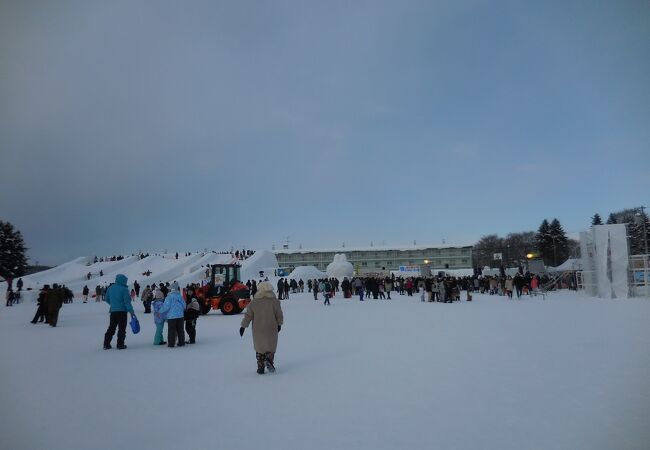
<box><xmin>260</xmin><ymin>272</ymin><xmax>552</xmax><ymax>305</ymax></box>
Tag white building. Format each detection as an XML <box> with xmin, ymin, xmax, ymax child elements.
<box><xmin>275</xmin><ymin>244</ymin><xmax>473</xmax><ymax>274</ymax></box>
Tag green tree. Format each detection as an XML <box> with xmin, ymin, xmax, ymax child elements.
<box><xmin>0</xmin><ymin>220</ymin><xmax>28</xmax><ymax>283</ymax></box>
<box><xmin>629</xmin><ymin>210</ymin><xmax>650</xmax><ymax>255</ymax></box>
<box><xmin>536</xmin><ymin>219</ymin><xmax>553</xmax><ymax>266</ymax></box>
<box><xmin>606</xmin><ymin>213</ymin><xmax>617</xmax><ymax>224</ymax></box>
<box><xmin>591</xmin><ymin>213</ymin><xmax>603</xmax><ymax>225</ymax></box>
<box><xmin>548</xmin><ymin>218</ymin><xmax>570</xmax><ymax>266</ymax></box>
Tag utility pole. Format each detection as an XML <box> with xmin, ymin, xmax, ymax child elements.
<box><xmin>642</xmin><ymin>206</ymin><xmax>648</xmax><ymax>256</ymax></box>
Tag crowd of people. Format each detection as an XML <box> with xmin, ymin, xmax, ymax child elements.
<box><xmin>264</xmin><ymin>272</ymin><xmax>549</xmax><ymax>305</ymax></box>
<box><xmin>29</xmin><ymin>283</ymin><xmax>73</xmax><ymax>326</ymax></box>
<box><xmin>98</xmin><ymin>273</ymin><xmax>281</xmax><ymax>374</ymax></box>
<box><xmin>15</xmin><ymin>266</ymin><xmax>551</xmax><ymax>374</ymax></box>
<box><xmin>5</xmin><ymin>277</ymin><xmax>24</xmax><ymax>306</ymax></box>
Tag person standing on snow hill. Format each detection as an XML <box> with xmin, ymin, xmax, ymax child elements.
<box><xmin>239</xmin><ymin>282</ymin><xmax>284</xmax><ymax>374</ymax></box>
<box><xmin>82</xmin><ymin>285</ymin><xmax>89</xmax><ymax>303</ymax></box>
<box><xmin>103</xmin><ymin>274</ymin><xmax>135</xmax><ymax>350</ymax></box>
<box><xmin>158</xmin><ymin>282</ymin><xmax>186</xmax><ymax>347</ymax></box>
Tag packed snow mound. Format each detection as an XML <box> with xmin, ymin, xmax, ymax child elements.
<box><xmin>15</xmin><ymin>252</ymin><xmax>236</xmax><ymax>297</ymax></box>
<box><xmin>288</xmin><ymin>266</ymin><xmax>327</xmax><ymax>281</ymax></box>
<box><xmin>326</xmin><ymin>254</ymin><xmax>354</xmax><ymax>278</ymax></box>
<box><xmin>240</xmin><ymin>250</ymin><xmax>279</xmax><ymax>282</ymax></box>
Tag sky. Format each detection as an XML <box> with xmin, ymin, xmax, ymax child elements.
<box><xmin>1</xmin><ymin>0</ymin><xmax>649</xmax><ymax>266</ymax></box>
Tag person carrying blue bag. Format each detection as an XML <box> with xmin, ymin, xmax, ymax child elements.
<box><xmin>103</xmin><ymin>274</ymin><xmax>135</xmax><ymax>350</ymax></box>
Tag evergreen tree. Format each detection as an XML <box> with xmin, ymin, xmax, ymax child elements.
<box><xmin>536</xmin><ymin>219</ymin><xmax>553</xmax><ymax>266</ymax></box>
<box><xmin>640</xmin><ymin>211</ymin><xmax>650</xmax><ymax>255</ymax></box>
<box><xmin>628</xmin><ymin>211</ymin><xmax>650</xmax><ymax>255</ymax></box>
<box><xmin>548</xmin><ymin>218</ymin><xmax>570</xmax><ymax>266</ymax></box>
<box><xmin>606</xmin><ymin>213</ymin><xmax>617</xmax><ymax>224</ymax></box>
<box><xmin>591</xmin><ymin>213</ymin><xmax>603</xmax><ymax>226</ymax></box>
<box><xmin>0</xmin><ymin>220</ymin><xmax>28</xmax><ymax>283</ymax></box>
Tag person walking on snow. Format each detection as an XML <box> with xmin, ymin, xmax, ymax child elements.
<box><xmin>103</xmin><ymin>274</ymin><xmax>135</xmax><ymax>349</ymax></box>
<box><xmin>158</xmin><ymin>282</ymin><xmax>186</xmax><ymax>347</ymax></box>
<box><xmin>239</xmin><ymin>282</ymin><xmax>284</xmax><ymax>374</ymax></box>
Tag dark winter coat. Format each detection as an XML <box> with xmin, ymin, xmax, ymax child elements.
<box><xmin>46</xmin><ymin>288</ymin><xmax>64</xmax><ymax>314</ymax></box>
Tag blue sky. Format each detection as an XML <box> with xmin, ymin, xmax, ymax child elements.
<box><xmin>1</xmin><ymin>1</ymin><xmax>649</xmax><ymax>265</ymax></box>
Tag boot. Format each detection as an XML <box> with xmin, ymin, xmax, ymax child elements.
<box><xmin>265</xmin><ymin>352</ymin><xmax>276</xmax><ymax>372</ymax></box>
<box><xmin>256</xmin><ymin>352</ymin><xmax>266</xmax><ymax>374</ymax></box>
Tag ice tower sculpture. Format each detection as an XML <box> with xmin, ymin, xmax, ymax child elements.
<box><xmin>580</xmin><ymin>224</ymin><xmax>629</xmax><ymax>298</ymax></box>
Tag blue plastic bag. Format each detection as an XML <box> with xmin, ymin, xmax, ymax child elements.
<box><xmin>130</xmin><ymin>315</ymin><xmax>140</xmax><ymax>334</ymax></box>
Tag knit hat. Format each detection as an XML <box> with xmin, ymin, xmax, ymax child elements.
<box><xmin>256</xmin><ymin>281</ymin><xmax>274</xmax><ymax>296</ymax></box>
<box><xmin>171</xmin><ymin>281</ymin><xmax>179</xmax><ymax>291</ymax></box>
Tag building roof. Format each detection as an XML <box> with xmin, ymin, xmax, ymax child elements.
<box><xmin>274</xmin><ymin>244</ymin><xmax>473</xmax><ymax>255</ymax></box>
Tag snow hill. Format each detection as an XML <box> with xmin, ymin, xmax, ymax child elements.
<box><xmin>9</xmin><ymin>250</ymin><xmax>279</xmax><ymax>300</ymax></box>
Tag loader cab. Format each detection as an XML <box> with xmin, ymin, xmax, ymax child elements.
<box><xmin>209</xmin><ymin>264</ymin><xmax>241</xmax><ymax>295</ymax></box>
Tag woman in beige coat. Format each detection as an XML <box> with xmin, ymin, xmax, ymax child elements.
<box><xmin>239</xmin><ymin>282</ymin><xmax>284</xmax><ymax>374</ymax></box>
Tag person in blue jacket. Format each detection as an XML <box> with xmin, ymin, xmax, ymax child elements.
<box><xmin>103</xmin><ymin>274</ymin><xmax>135</xmax><ymax>350</ymax></box>
<box><xmin>158</xmin><ymin>281</ymin><xmax>186</xmax><ymax>347</ymax></box>
<box><xmin>152</xmin><ymin>287</ymin><xmax>167</xmax><ymax>345</ymax></box>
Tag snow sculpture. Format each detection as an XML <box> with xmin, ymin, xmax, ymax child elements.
<box><xmin>288</xmin><ymin>266</ymin><xmax>327</xmax><ymax>281</ymax></box>
<box><xmin>326</xmin><ymin>254</ymin><xmax>354</xmax><ymax>278</ymax></box>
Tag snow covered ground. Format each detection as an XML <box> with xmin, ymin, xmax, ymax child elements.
<box><xmin>1</xmin><ymin>290</ymin><xmax>649</xmax><ymax>450</ymax></box>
